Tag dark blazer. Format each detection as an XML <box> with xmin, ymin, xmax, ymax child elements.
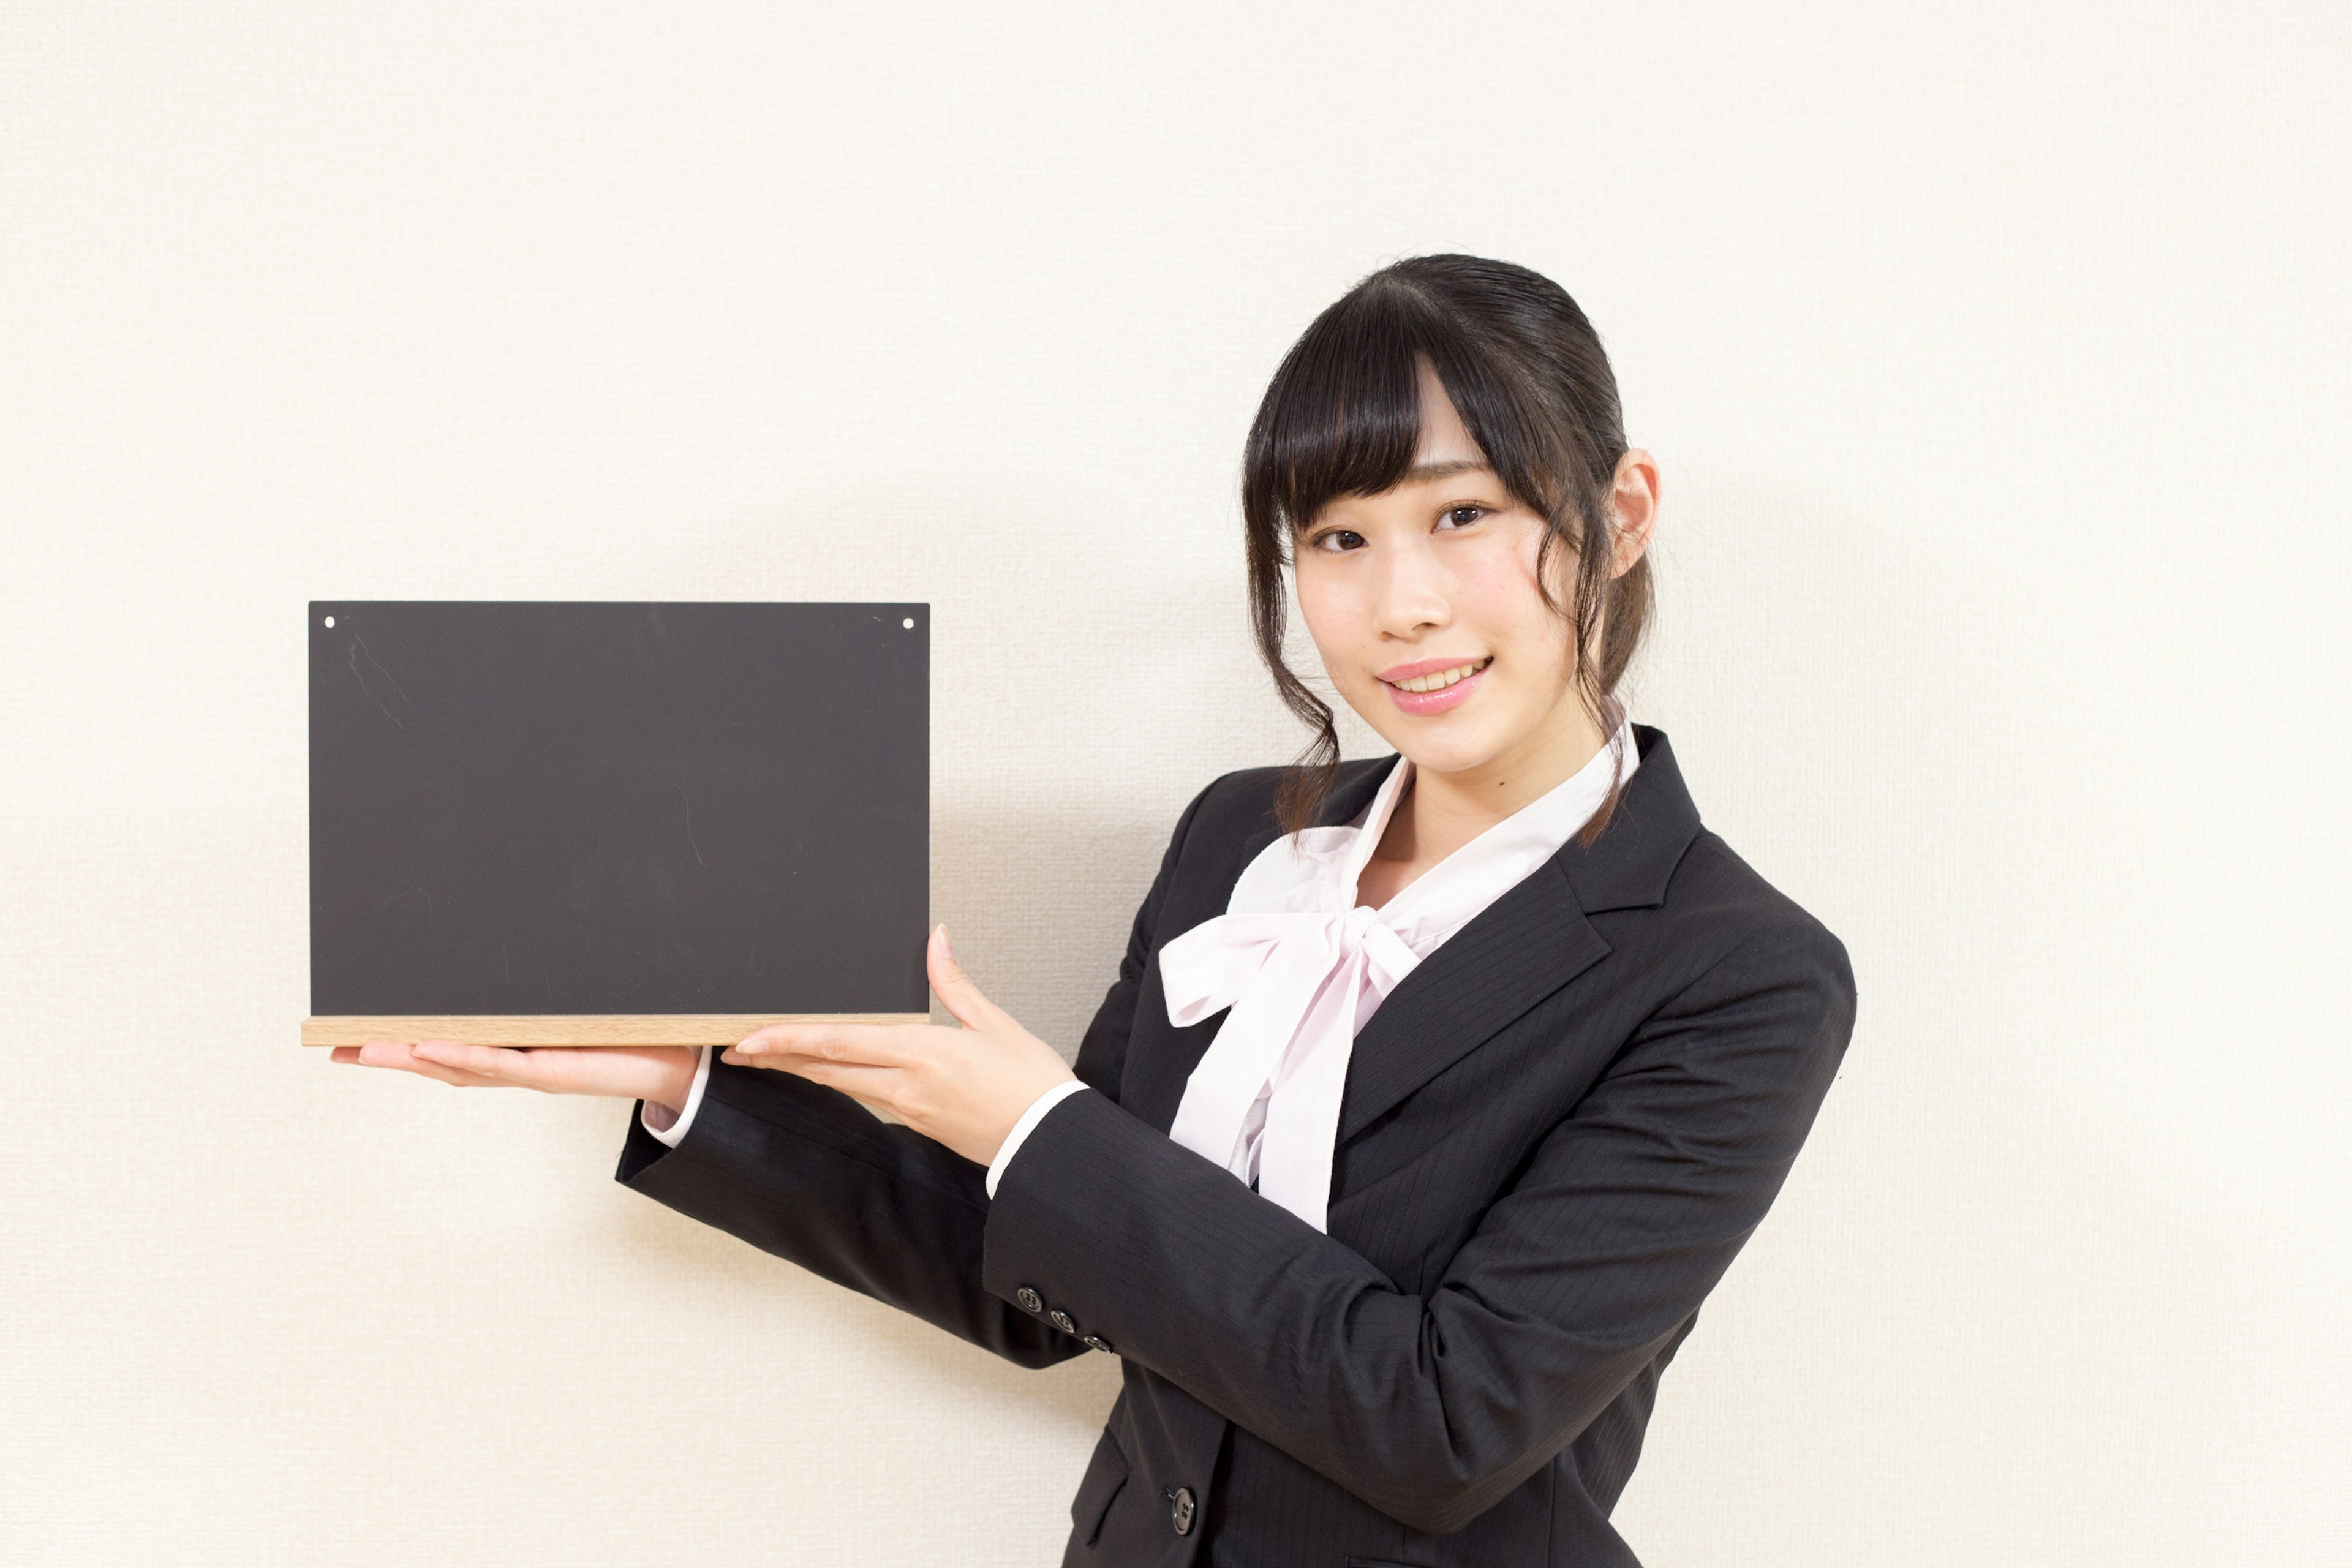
<box><xmin>615</xmin><ymin>725</ymin><xmax>1856</xmax><ymax>1566</ymax></box>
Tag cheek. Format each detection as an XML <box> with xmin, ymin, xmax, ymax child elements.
<box><xmin>1455</xmin><ymin>535</ymin><xmax>1569</xmax><ymax>655</ymax></box>
<box><xmin>1292</xmin><ymin>565</ymin><xmax>1363</xmax><ymax>661</ymax></box>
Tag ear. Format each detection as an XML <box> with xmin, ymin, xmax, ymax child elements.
<box><xmin>1608</xmin><ymin>448</ymin><xmax>1661</xmax><ymax>577</ymax></box>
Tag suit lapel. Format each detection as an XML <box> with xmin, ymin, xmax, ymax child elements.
<box><xmin>1337</xmin><ymin>858</ymin><xmax>1606</xmax><ymax>1140</ymax></box>
<box><xmin>1335</xmin><ymin>725</ymin><xmax>1705</xmax><ymax>1143</ymax></box>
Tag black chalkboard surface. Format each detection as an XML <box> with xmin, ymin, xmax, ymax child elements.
<box><xmin>304</xmin><ymin>602</ymin><xmax>929</xmax><ymax>1047</ymax></box>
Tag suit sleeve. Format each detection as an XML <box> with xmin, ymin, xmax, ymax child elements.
<box><xmin>979</xmin><ymin>919</ymin><xmax>1858</xmax><ymax>1532</ymax></box>
<box><xmin>611</xmin><ymin>774</ymin><xmax>1221</xmax><ymax>1370</ymax></box>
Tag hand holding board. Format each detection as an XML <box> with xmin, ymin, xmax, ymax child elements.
<box><xmin>304</xmin><ymin>602</ymin><xmax>929</xmax><ymax>1047</ymax></box>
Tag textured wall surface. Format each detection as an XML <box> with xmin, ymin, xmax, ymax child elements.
<box><xmin>3</xmin><ymin>4</ymin><xmax>2346</xmax><ymax>1563</ymax></box>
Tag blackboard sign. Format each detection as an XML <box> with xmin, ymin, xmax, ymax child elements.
<box><xmin>303</xmin><ymin>601</ymin><xmax>929</xmax><ymax>1047</ymax></box>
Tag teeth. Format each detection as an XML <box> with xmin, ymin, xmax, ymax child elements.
<box><xmin>1395</xmin><ymin>658</ymin><xmax>1488</xmax><ymax>693</ymax></box>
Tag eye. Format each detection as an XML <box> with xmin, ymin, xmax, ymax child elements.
<box><xmin>1308</xmin><ymin>528</ymin><xmax>1368</xmax><ymax>552</ymax></box>
<box><xmin>1436</xmin><ymin>505</ymin><xmax>1488</xmax><ymax>530</ymax></box>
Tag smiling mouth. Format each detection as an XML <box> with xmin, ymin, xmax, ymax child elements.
<box><xmin>1382</xmin><ymin>657</ymin><xmax>1493</xmax><ymax>693</ymax></box>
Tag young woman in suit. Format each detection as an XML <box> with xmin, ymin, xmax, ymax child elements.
<box><xmin>341</xmin><ymin>254</ymin><xmax>1856</xmax><ymax>1566</ymax></box>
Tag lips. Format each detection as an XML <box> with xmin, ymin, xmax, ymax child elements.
<box><xmin>1379</xmin><ymin>656</ymin><xmax>1491</xmax><ymax>693</ymax></box>
<box><xmin>1378</xmin><ymin>655</ymin><xmax>1493</xmax><ymax>715</ymax></box>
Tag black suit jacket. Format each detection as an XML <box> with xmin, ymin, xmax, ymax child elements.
<box><xmin>615</xmin><ymin>726</ymin><xmax>1856</xmax><ymax>1566</ymax></box>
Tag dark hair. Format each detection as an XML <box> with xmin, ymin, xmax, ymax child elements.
<box><xmin>1241</xmin><ymin>254</ymin><xmax>1653</xmax><ymax>840</ymax></box>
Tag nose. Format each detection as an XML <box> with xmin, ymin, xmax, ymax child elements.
<box><xmin>1370</xmin><ymin>538</ymin><xmax>1451</xmax><ymax>640</ymax></box>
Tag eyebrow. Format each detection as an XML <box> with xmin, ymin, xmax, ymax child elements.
<box><xmin>1398</xmin><ymin>459</ymin><xmax>1495</xmax><ymax>485</ymax></box>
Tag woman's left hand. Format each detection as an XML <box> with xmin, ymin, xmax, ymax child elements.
<box><xmin>723</xmin><ymin>924</ymin><xmax>1077</xmax><ymax>1168</ymax></box>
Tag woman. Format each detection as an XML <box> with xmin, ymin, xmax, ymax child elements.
<box><xmin>341</xmin><ymin>254</ymin><xmax>1856</xmax><ymax>1566</ymax></box>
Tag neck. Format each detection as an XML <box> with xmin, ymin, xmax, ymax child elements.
<box><xmin>1384</xmin><ymin>698</ymin><xmax>1611</xmax><ymax>871</ymax></box>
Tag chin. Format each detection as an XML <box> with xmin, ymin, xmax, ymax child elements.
<box><xmin>1401</xmin><ymin>741</ymin><xmax>1506</xmax><ymax>778</ymax></box>
<box><xmin>1382</xmin><ymin>718</ymin><xmax>1514</xmax><ymax>778</ymax></box>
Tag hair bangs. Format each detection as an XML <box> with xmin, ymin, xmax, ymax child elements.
<box><xmin>1245</xmin><ymin>284</ymin><xmax>1435</xmax><ymax>540</ymax></box>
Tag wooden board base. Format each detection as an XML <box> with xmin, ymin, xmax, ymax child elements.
<box><xmin>303</xmin><ymin>1014</ymin><xmax>930</xmax><ymax>1048</ymax></box>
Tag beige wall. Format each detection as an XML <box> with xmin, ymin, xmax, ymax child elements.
<box><xmin>4</xmin><ymin>4</ymin><xmax>2346</xmax><ymax>1562</ymax></box>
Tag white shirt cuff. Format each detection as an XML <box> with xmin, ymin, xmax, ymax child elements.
<box><xmin>640</xmin><ymin>1044</ymin><xmax>714</xmax><ymax>1148</ymax></box>
<box><xmin>984</xmin><ymin>1080</ymin><xmax>1090</xmax><ymax>1197</ymax></box>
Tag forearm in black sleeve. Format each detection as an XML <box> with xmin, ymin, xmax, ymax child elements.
<box><xmin>980</xmin><ymin>922</ymin><xmax>1858</xmax><ymax>1532</ymax></box>
<box><xmin>617</xmin><ymin>1058</ymin><xmax>1082</xmax><ymax>1366</ymax></box>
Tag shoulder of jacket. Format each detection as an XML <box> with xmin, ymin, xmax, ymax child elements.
<box><xmin>1658</xmin><ymin>830</ymin><xmax>1853</xmax><ymax>989</ymax></box>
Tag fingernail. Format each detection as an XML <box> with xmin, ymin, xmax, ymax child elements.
<box><xmin>937</xmin><ymin>924</ymin><xmax>954</xmax><ymax>958</ymax></box>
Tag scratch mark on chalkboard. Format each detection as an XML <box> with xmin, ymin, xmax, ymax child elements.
<box><xmin>375</xmin><ymin>884</ymin><xmax>434</xmax><ymax>914</ymax></box>
<box><xmin>349</xmin><ymin>635</ymin><xmax>412</xmax><ymax>731</ymax></box>
<box><xmin>676</xmin><ymin>780</ymin><xmax>705</xmax><ymax>865</ymax></box>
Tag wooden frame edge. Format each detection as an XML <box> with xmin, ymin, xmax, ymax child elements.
<box><xmin>302</xmin><ymin>1014</ymin><xmax>931</xmax><ymax>1047</ymax></box>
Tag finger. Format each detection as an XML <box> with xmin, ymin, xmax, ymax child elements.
<box><xmin>729</xmin><ymin>1022</ymin><xmax>941</xmax><ymax>1068</ymax></box>
<box><xmin>728</xmin><ymin>1051</ymin><xmax>911</xmax><ymax>1109</ymax></box>
<box><xmin>410</xmin><ymin>1040</ymin><xmax>551</xmax><ymax>1084</ymax></box>
<box><xmin>405</xmin><ymin>1061</ymin><xmax>513</xmax><ymax>1088</ymax></box>
<box><xmin>925</xmin><ymin>924</ymin><xmax>1003</xmax><ymax>1032</ymax></box>
<box><xmin>351</xmin><ymin>1040</ymin><xmax>511</xmax><ymax>1088</ymax></box>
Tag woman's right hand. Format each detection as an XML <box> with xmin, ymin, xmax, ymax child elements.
<box><xmin>331</xmin><ymin>1040</ymin><xmax>701</xmax><ymax>1119</ymax></box>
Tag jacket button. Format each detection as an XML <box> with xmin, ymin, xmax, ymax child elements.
<box><xmin>1014</xmin><ymin>1287</ymin><xmax>1042</xmax><ymax>1314</ymax></box>
<box><xmin>1082</xmin><ymin>1334</ymin><xmax>1113</xmax><ymax>1353</ymax></box>
<box><xmin>1167</xmin><ymin>1486</ymin><xmax>1195</xmax><ymax>1536</ymax></box>
<box><xmin>1048</xmin><ymin>1309</ymin><xmax>1077</xmax><ymax>1334</ymax></box>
